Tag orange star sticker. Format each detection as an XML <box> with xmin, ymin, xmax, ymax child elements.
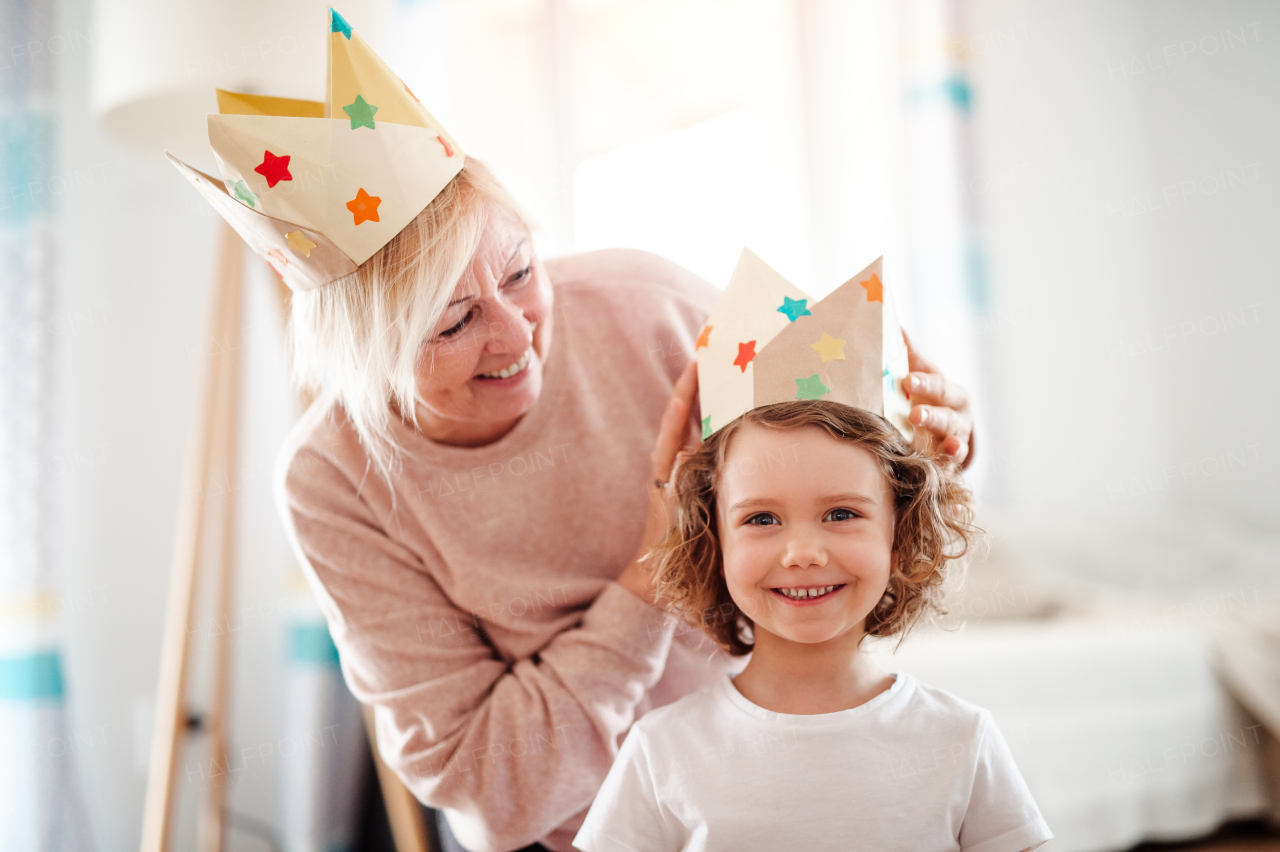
<box><xmin>859</xmin><ymin>273</ymin><xmax>883</xmax><ymax>303</ymax></box>
<box><xmin>733</xmin><ymin>340</ymin><xmax>757</xmax><ymax>373</ymax></box>
<box><xmin>345</xmin><ymin>188</ymin><xmax>381</xmax><ymax>225</ymax></box>
<box><xmin>696</xmin><ymin>324</ymin><xmax>712</xmax><ymax>350</ymax></box>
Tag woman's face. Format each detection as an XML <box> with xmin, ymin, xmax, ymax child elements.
<box><xmin>415</xmin><ymin>208</ymin><xmax>553</xmax><ymax>446</ymax></box>
<box><xmin>716</xmin><ymin>423</ymin><xmax>896</xmax><ymax>649</ymax></box>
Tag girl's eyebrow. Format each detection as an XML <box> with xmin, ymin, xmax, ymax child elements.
<box><xmin>728</xmin><ymin>493</ymin><xmax>877</xmax><ymax>512</ymax></box>
<box><xmin>445</xmin><ymin>240</ymin><xmax>529</xmax><ymax>308</ymax></box>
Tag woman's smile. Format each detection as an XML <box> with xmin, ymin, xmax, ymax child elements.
<box><xmin>475</xmin><ymin>347</ymin><xmax>533</xmax><ymax>382</ymax></box>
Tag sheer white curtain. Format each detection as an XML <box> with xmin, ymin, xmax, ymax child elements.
<box><xmin>0</xmin><ymin>0</ymin><xmax>94</xmax><ymax>847</ymax></box>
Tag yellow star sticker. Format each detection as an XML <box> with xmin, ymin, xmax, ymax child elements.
<box><xmin>810</xmin><ymin>332</ymin><xmax>846</xmax><ymax>363</ymax></box>
<box><xmin>286</xmin><ymin>230</ymin><xmax>316</xmax><ymax>257</ymax></box>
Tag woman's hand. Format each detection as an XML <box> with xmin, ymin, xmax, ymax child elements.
<box><xmin>903</xmin><ymin>332</ymin><xmax>975</xmax><ymax>471</ymax></box>
<box><xmin>616</xmin><ymin>361</ymin><xmax>700</xmax><ymax>606</ymax></box>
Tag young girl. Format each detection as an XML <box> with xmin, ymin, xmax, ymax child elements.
<box><xmin>573</xmin><ymin>401</ymin><xmax>1051</xmax><ymax>852</ymax></box>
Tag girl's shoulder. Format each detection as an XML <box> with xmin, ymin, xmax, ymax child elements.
<box><xmin>890</xmin><ymin>674</ymin><xmax>994</xmax><ymax>740</ymax></box>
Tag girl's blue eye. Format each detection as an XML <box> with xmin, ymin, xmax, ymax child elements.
<box><xmin>746</xmin><ymin>513</ymin><xmax>779</xmax><ymax>526</ymax></box>
<box><xmin>438</xmin><ymin>309</ymin><xmax>473</xmax><ymax>339</ymax></box>
<box><xmin>826</xmin><ymin>508</ymin><xmax>859</xmax><ymax>522</ymax></box>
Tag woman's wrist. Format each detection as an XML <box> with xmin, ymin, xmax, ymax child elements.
<box><xmin>615</xmin><ymin>558</ymin><xmax>659</xmax><ymax>607</ymax></box>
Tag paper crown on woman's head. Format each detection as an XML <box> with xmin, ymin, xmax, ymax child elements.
<box><xmin>696</xmin><ymin>249</ymin><xmax>914</xmax><ymax>441</ymax></box>
<box><xmin>166</xmin><ymin>8</ymin><xmax>465</xmax><ymax>293</ymax></box>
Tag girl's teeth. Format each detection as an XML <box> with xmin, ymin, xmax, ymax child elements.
<box><xmin>777</xmin><ymin>585</ymin><xmax>838</xmax><ymax>600</ymax></box>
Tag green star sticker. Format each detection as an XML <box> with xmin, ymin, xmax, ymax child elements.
<box><xmin>794</xmin><ymin>373</ymin><xmax>830</xmax><ymax>400</ymax></box>
<box><xmin>229</xmin><ymin>180</ymin><xmax>256</xmax><ymax>208</ymax></box>
<box><xmin>343</xmin><ymin>94</ymin><xmax>378</xmax><ymax>130</ymax></box>
<box><xmin>701</xmin><ymin>415</ymin><xmax>712</xmax><ymax>440</ymax></box>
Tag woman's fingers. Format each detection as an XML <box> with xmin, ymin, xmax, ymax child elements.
<box><xmin>651</xmin><ymin>362</ymin><xmax>699</xmax><ymax>481</ymax></box>
<box><xmin>905</xmin><ymin>372</ymin><xmax>970</xmax><ymax>412</ymax></box>
<box><xmin>910</xmin><ymin>403</ymin><xmax>972</xmax><ymax>466</ymax></box>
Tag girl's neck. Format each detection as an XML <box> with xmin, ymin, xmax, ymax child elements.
<box><xmin>731</xmin><ymin>628</ymin><xmax>894</xmax><ymax>715</ymax></box>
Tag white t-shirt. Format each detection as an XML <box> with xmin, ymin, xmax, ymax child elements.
<box><xmin>573</xmin><ymin>672</ymin><xmax>1052</xmax><ymax>852</ymax></box>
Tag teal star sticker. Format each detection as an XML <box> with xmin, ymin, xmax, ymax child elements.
<box><xmin>343</xmin><ymin>95</ymin><xmax>378</xmax><ymax>129</ymax></box>
<box><xmin>702</xmin><ymin>415</ymin><xmax>712</xmax><ymax>440</ymax></box>
<box><xmin>777</xmin><ymin>296</ymin><xmax>811</xmax><ymax>322</ymax></box>
<box><xmin>794</xmin><ymin>373</ymin><xmax>830</xmax><ymax>400</ymax></box>
<box><xmin>329</xmin><ymin>8</ymin><xmax>353</xmax><ymax>39</ymax></box>
<box><xmin>229</xmin><ymin>179</ymin><xmax>256</xmax><ymax>208</ymax></box>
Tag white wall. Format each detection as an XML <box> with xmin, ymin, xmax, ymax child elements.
<box><xmin>967</xmin><ymin>0</ymin><xmax>1278</xmax><ymax>529</ymax></box>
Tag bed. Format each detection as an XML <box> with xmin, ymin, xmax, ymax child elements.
<box><xmin>866</xmin><ymin>510</ymin><xmax>1280</xmax><ymax>851</ymax></box>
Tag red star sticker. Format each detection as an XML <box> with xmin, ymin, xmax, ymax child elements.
<box><xmin>733</xmin><ymin>340</ymin><xmax>757</xmax><ymax>373</ymax></box>
<box><xmin>403</xmin><ymin>80</ymin><xmax>421</xmax><ymax>102</ymax></box>
<box><xmin>253</xmin><ymin>150</ymin><xmax>292</xmax><ymax>188</ymax></box>
<box><xmin>696</xmin><ymin>324</ymin><xmax>712</xmax><ymax>350</ymax></box>
<box><xmin>436</xmin><ymin>135</ymin><xmax>454</xmax><ymax>157</ymax></box>
<box><xmin>345</xmin><ymin>188</ymin><xmax>382</xmax><ymax>225</ymax></box>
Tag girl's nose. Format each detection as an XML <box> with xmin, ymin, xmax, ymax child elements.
<box><xmin>781</xmin><ymin>532</ymin><xmax>827</xmax><ymax>570</ymax></box>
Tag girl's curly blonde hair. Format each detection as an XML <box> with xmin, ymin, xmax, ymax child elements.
<box><xmin>651</xmin><ymin>401</ymin><xmax>977</xmax><ymax>655</ymax></box>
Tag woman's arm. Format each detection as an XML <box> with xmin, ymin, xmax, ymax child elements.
<box><xmin>280</xmin><ymin>447</ymin><xmax>679</xmax><ymax>852</ymax></box>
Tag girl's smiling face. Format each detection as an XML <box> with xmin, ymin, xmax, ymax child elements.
<box><xmin>717</xmin><ymin>423</ymin><xmax>896</xmax><ymax>648</ymax></box>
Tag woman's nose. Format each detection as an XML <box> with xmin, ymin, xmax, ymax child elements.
<box><xmin>481</xmin><ymin>296</ymin><xmax>533</xmax><ymax>353</ymax></box>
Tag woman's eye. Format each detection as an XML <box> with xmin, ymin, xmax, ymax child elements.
<box><xmin>826</xmin><ymin>508</ymin><xmax>860</xmax><ymax>522</ymax></box>
<box><xmin>438</xmin><ymin>309</ymin><xmax>473</xmax><ymax>339</ymax></box>
<box><xmin>507</xmin><ymin>264</ymin><xmax>531</xmax><ymax>285</ymax></box>
<box><xmin>746</xmin><ymin>513</ymin><xmax>779</xmax><ymax>526</ymax></box>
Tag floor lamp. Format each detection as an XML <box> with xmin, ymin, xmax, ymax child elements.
<box><xmin>89</xmin><ymin>1</ymin><xmax>433</xmax><ymax>848</ymax></box>
<box><xmin>132</xmin><ymin>224</ymin><xmax>433</xmax><ymax>852</ymax></box>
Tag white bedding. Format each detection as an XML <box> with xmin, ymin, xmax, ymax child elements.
<box><xmin>869</xmin><ymin>620</ymin><xmax>1267</xmax><ymax>852</ymax></box>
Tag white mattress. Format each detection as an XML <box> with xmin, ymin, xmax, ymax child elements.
<box><xmin>868</xmin><ymin>620</ymin><xmax>1267</xmax><ymax>852</ymax></box>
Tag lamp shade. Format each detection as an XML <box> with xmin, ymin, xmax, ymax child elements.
<box><xmin>91</xmin><ymin>0</ymin><xmax>387</xmax><ymax>166</ymax></box>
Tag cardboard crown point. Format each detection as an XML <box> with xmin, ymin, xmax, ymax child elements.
<box><xmin>170</xmin><ymin>8</ymin><xmax>465</xmax><ymax>291</ymax></box>
<box><xmin>696</xmin><ymin>249</ymin><xmax>913</xmax><ymax>441</ymax></box>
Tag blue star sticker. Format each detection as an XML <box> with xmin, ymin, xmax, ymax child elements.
<box><xmin>777</xmin><ymin>296</ymin><xmax>811</xmax><ymax>322</ymax></box>
<box><xmin>794</xmin><ymin>374</ymin><xmax>830</xmax><ymax>400</ymax></box>
<box><xmin>329</xmin><ymin>8</ymin><xmax>353</xmax><ymax>39</ymax></box>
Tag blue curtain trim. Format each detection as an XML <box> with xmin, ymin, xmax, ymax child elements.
<box><xmin>288</xmin><ymin>623</ymin><xmax>341</xmax><ymax>670</ymax></box>
<box><xmin>0</xmin><ymin>651</ymin><xmax>65</xmax><ymax>700</ymax></box>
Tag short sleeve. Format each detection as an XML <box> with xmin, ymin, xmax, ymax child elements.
<box><xmin>959</xmin><ymin>713</ymin><xmax>1053</xmax><ymax>852</ymax></box>
<box><xmin>573</xmin><ymin>728</ymin><xmax>676</xmax><ymax>852</ymax></box>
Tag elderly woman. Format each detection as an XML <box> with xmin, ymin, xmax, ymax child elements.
<box><xmin>277</xmin><ymin>159</ymin><xmax>973</xmax><ymax>852</ymax></box>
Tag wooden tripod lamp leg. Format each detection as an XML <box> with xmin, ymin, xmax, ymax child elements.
<box><xmin>197</xmin><ymin>224</ymin><xmax>246</xmax><ymax>852</ymax></box>
<box><xmin>140</xmin><ymin>222</ymin><xmax>244</xmax><ymax>852</ymax></box>
<box><xmin>363</xmin><ymin>705</ymin><xmax>433</xmax><ymax>852</ymax></box>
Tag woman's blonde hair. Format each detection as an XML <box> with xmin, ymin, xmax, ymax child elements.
<box><xmin>651</xmin><ymin>401</ymin><xmax>978</xmax><ymax>655</ymax></box>
<box><xmin>287</xmin><ymin>159</ymin><xmax>529</xmax><ymax>476</ymax></box>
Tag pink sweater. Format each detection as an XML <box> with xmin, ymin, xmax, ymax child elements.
<box><xmin>276</xmin><ymin>249</ymin><xmax>740</xmax><ymax>852</ymax></box>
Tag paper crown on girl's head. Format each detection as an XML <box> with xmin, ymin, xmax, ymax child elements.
<box><xmin>166</xmin><ymin>8</ymin><xmax>465</xmax><ymax>292</ymax></box>
<box><xmin>696</xmin><ymin>249</ymin><xmax>914</xmax><ymax>441</ymax></box>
